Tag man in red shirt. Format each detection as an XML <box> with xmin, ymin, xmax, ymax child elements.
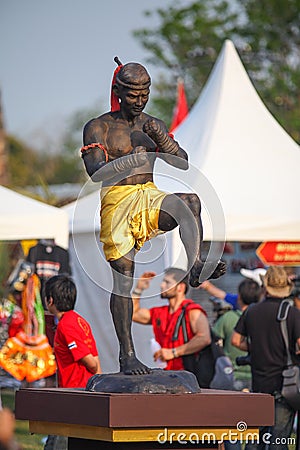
<box><xmin>132</xmin><ymin>268</ymin><xmax>211</xmax><ymax>370</ymax></box>
<box><xmin>44</xmin><ymin>275</ymin><xmax>101</xmax><ymax>388</ymax></box>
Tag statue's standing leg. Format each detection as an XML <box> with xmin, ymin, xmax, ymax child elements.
<box><xmin>159</xmin><ymin>193</ymin><xmax>226</xmax><ymax>287</ymax></box>
<box><xmin>110</xmin><ymin>251</ymin><xmax>151</xmax><ymax>375</ymax></box>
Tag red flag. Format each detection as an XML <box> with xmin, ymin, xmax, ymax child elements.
<box><xmin>169</xmin><ymin>79</ymin><xmax>189</xmax><ymax>132</ymax></box>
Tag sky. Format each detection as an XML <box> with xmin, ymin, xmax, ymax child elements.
<box><xmin>0</xmin><ymin>0</ymin><xmax>178</xmax><ymax>149</ymax></box>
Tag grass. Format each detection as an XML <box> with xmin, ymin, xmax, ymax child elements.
<box><xmin>1</xmin><ymin>389</ymin><xmax>45</xmax><ymax>450</ymax></box>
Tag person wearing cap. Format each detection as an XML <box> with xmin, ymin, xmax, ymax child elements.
<box><xmin>232</xmin><ymin>266</ymin><xmax>300</xmax><ymax>449</ymax></box>
<box><xmin>80</xmin><ymin>60</ymin><xmax>226</xmax><ymax>375</ymax></box>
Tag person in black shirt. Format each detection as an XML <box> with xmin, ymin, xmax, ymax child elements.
<box><xmin>232</xmin><ymin>266</ymin><xmax>300</xmax><ymax>450</ymax></box>
<box><xmin>26</xmin><ymin>240</ymin><xmax>72</xmax><ymax>351</ymax></box>
<box><xmin>27</xmin><ymin>240</ymin><xmax>71</xmax><ymax>309</ymax></box>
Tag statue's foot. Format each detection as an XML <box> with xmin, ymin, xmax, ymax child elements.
<box><xmin>189</xmin><ymin>260</ymin><xmax>227</xmax><ymax>288</ymax></box>
<box><xmin>120</xmin><ymin>354</ymin><xmax>152</xmax><ymax>375</ymax></box>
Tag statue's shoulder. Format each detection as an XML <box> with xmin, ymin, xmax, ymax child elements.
<box><xmin>84</xmin><ymin>112</ymin><xmax>113</xmax><ymax>132</ymax></box>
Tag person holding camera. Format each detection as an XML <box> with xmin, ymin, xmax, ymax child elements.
<box><xmin>232</xmin><ymin>266</ymin><xmax>300</xmax><ymax>450</ymax></box>
<box><xmin>289</xmin><ymin>276</ymin><xmax>300</xmax><ymax>310</ymax></box>
<box><xmin>213</xmin><ymin>279</ymin><xmax>261</xmax><ymax>393</ymax></box>
<box><xmin>200</xmin><ymin>268</ymin><xmax>266</xmax><ymax>311</ymax></box>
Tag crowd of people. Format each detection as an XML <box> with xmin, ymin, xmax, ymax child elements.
<box><xmin>1</xmin><ymin>259</ymin><xmax>300</xmax><ymax>450</ymax></box>
<box><xmin>131</xmin><ymin>265</ymin><xmax>300</xmax><ymax>450</ymax></box>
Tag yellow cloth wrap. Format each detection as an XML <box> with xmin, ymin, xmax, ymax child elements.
<box><xmin>100</xmin><ymin>182</ymin><xmax>167</xmax><ymax>261</ymax></box>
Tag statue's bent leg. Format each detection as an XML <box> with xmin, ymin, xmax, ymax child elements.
<box><xmin>158</xmin><ymin>193</ymin><xmax>226</xmax><ymax>287</ymax></box>
<box><xmin>110</xmin><ymin>251</ymin><xmax>151</xmax><ymax>375</ymax></box>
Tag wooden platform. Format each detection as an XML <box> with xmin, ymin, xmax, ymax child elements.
<box><xmin>15</xmin><ymin>388</ymin><xmax>274</xmax><ymax>449</ymax></box>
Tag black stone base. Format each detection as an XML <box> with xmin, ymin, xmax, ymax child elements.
<box><xmin>86</xmin><ymin>369</ymin><xmax>200</xmax><ymax>394</ymax></box>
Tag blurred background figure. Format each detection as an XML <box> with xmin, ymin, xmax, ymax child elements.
<box><xmin>0</xmin><ymin>289</ymin><xmax>24</xmax><ymax>390</ymax></box>
<box><xmin>0</xmin><ymin>262</ymin><xmax>56</xmax><ymax>389</ymax></box>
<box><xmin>213</xmin><ymin>279</ymin><xmax>261</xmax><ymax>392</ymax></box>
<box><xmin>132</xmin><ymin>268</ymin><xmax>211</xmax><ymax>374</ymax></box>
<box><xmin>26</xmin><ymin>240</ymin><xmax>71</xmax><ymax>310</ymax></box>
<box><xmin>0</xmin><ymin>407</ymin><xmax>20</xmax><ymax>450</ymax></box>
<box><xmin>43</xmin><ymin>274</ymin><xmax>101</xmax><ymax>450</ymax></box>
<box><xmin>289</xmin><ymin>276</ymin><xmax>300</xmax><ymax>310</ymax></box>
<box><xmin>232</xmin><ymin>266</ymin><xmax>300</xmax><ymax>450</ymax></box>
<box><xmin>200</xmin><ymin>267</ymin><xmax>266</xmax><ymax>311</ymax></box>
<box><xmin>26</xmin><ymin>239</ymin><xmax>71</xmax><ymax>386</ymax></box>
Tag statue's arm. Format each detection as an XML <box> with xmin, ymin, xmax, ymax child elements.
<box><xmin>143</xmin><ymin>118</ymin><xmax>188</xmax><ymax>170</ymax></box>
<box><xmin>81</xmin><ymin>120</ymin><xmax>149</xmax><ymax>182</ymax></box>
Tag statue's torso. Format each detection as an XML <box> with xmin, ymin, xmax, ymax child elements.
<box><xmin>92</xmin><ymin>112</ymin><xmax>158</xmax><ymax>186</ymax></box>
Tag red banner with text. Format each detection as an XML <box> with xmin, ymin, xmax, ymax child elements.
<box><xmin>256</xmin><ymin>242</ymin><xmax>300</xmax><ymax>266</ymax></box>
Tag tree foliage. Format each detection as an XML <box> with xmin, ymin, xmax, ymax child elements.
<box><xmin>6</xmin><ymin>0</ymin><xmax>300</xmax><ymax>194</ymax></box>
<box><xmin>134</xmin><ymin>0</ymin><xmax>238</xmax><ymax>124</ymax></box>
<box><xmin>134</xmin><ymin>0</ymin><xmax>300</xmax><ymax>142</ymax></box>
<box><xmin>8</xmin><ymin>135</ymin><xmax>47</xmax><ymax>187</ymax></box>
<box><xmin>6</xmin><ymin>105</ymin><xmax>100</xmax><ymax>192</ymax></box>
<box><xmin>56</xmin><ymin>105</ymin><xmax>100</xmax><ymax>184</ymax></box>
<box><xmin>237</xmin><ymin>0</ymin><xmax>300</xmax><ymax>143</ymax></box>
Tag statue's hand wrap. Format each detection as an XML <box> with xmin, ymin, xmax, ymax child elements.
<box><xmin>111</xmin><ymin>146</ymin><xmax>148</xmax><ymax>173</ymax></box>
<box><xmin>143</xmin><ymin>119</ymin><xmax>180</xmax><ymax>155</ymax></box>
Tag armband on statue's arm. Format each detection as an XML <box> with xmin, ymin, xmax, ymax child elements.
<box><xmin>81</xmin><ymin>143</ymin><xmax>109</xmax><ymax>180</ymax></box>
<box><xmin>81</xmin><ymin>143</ymin><xmax>109</xmax><ymax>161</ymax></box>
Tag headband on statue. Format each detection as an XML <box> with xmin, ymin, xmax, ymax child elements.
<box><xmin>110</xmin><ymin>56</ymin><xmax>123</xmax><ymax>112</ymax></box>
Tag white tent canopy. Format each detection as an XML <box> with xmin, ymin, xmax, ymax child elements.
<box><xmin>156</xmin><ymin>39</ymin><xmax>300</xmax><ymax>242</ymax></box>
<box><xmin>0</xmin><ymin>185</ymin><xmax>69</xmax><ymax>248</ymax></box>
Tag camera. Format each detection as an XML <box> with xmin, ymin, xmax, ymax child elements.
<box><xmin>209</xmin><ymin>296</ymin><xmax>233</xmax><ymax>320</ymax></box>
<box><xmin>290</xmin><ymin>276</ymin><xmax>300</xmax><ymax>299</ymax></box>
<box><xmin>236</xmin><ymin>354</ymin><xmax>251</xmax><ymax>366</ymax></box>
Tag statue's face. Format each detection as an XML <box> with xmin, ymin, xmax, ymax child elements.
<box><xmin>118</xmin><ymin>86</ymin><xmax>150</xmax><ymax>118</ymax></box>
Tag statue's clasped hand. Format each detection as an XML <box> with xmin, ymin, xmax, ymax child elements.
<box><xmin>143</xmin><ymin>118</ymin><xmax>166</xmax><ymax>143</ymax></box>
<box><xmin>109</xmin><ymin>146</ymin><xmax>148</xmax><ymax>174</ymax></box>
<box><xmin>143</xmin><ymin>118</ymin><xmax>180</xmax><ymax>157</ymax></box>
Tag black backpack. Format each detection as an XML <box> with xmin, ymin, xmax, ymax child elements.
<box><xmin>173</xmin><ymin>304</ymin><xmax>234</xmax><ymax>389</ymax></box>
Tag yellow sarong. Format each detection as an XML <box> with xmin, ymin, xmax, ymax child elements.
<box><xmin>100</xmin><ymin>182</ymin><xmax>167</xmax><ymax>261</ymax></box>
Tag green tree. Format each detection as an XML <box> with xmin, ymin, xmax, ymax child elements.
<box><xmin>56</xmin><ymin>105</ymin><xmax>100</xmax><ymax>184</ymax></box>
<box><xmin>134</xmin><ymin>0</ymin><xmax>300</xmax><ymax>142</ymax></box>
<box><xmin>6</xmin><ymin>104</ymin><xmax>101</xmax><ymax>191</ymax></box>
<box><xmin>0</xmin><ymin>241</ymin><xmax>23</xmax><ymax>297</ymax></box>
<box><xmin>236</xmin><ymin>0</ymin><xmax>300</xmax><ymax>143</ymax></box>
<box><xmin>134</xmin><ymin>0</ymin><xmax>238</xmax><ymax>124</ymax></box>
<box><xmin>8</xmin><ymin>135</ymin><xmax>42</xmax><ymax>187</ymax></box>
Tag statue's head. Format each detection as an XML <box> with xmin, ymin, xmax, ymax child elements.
<box><xmin>112</xmin><ymin>62</ymin><xmax>151</xmax><ymax>116</ymax></box>
<box><xmin>115</xmin><ymin>63</ymin><xmax>151</xmax><ymax>90</ymax></box>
